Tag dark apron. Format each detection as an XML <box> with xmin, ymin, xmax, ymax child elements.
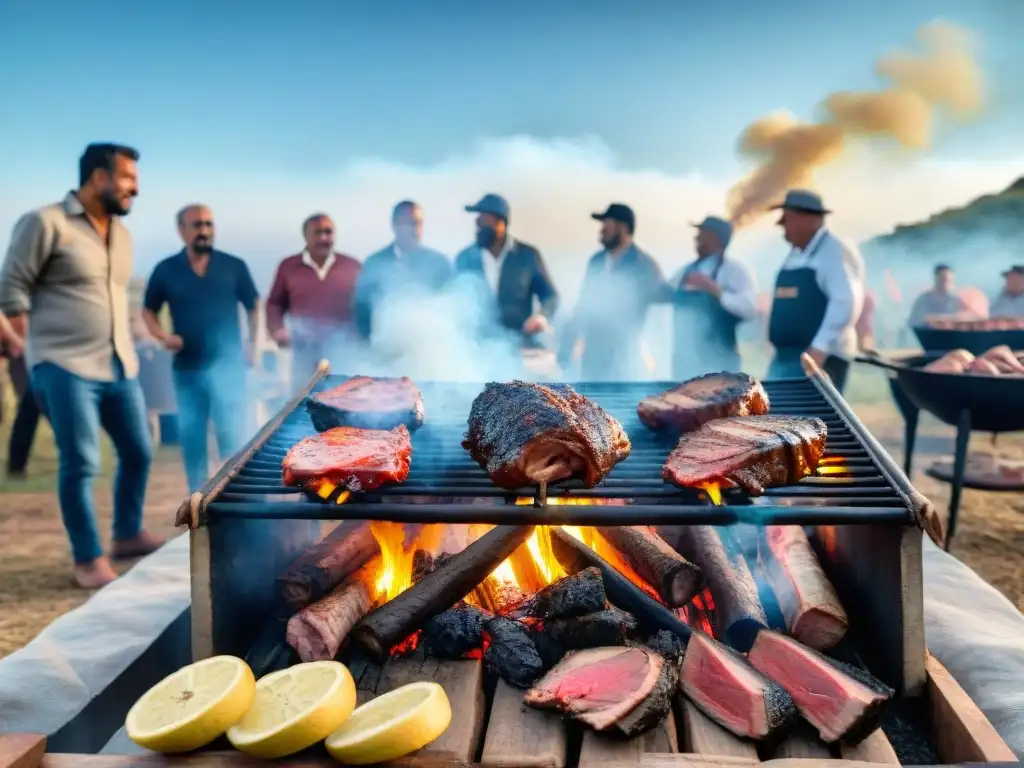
<box><xmin>672</xmin><ymin>256</ymin><xmax>740</xmax><ymax>380</ymax></box>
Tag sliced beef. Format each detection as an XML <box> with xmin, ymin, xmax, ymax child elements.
<box><xmin>421</xmin><ymin>602</ymin><xmax>487</xmax><ymax>660</ymax></box>
<box><xmin>281</xmin><ymin>425</ymin><xmax>412</xmax><ymax>493</ymax></box>
<box><xmin>662</xmin><ymin>415</ymin><xmax>827</xmax><ymax>496</ymax></box>
<box><xmin>463</xmin><ymin>381</ymin><xmax>631</xmax><ymax>489</ymax></box>
<box><xmin>923</xmin><ymin>349</ymin><xmax>974</xmax><ymax>374</ymax></box>
<box><xmin>306</xmin><ymin>375</ymin><xmax>425</xmax><ymax>432</ymax></box>
<box><xmin>484</xmin><ymin>616</ymin><xmax>545</xmax><ymax>688</ymax></box>
<box><xmin>509</xmin><ymin>567</ymin><xmax>607</xmax><ymax>620</ymax></box>
<box><xmin>638</xmin><ymin>372</ymin><xmax>770</xmax><ymax>434</ymax></box>
<box><xmin>543</xmin><ymin>608</ymin><xmax>637</xmax><ymax>650</ymax></box>
<box><xmin>747</xmin><ymin>629</ymin><xmax>894</xmax><ymax>744</ymax></box>
<box><xmin>679</xmin><ymin>631</ymin><xmax>797</xmax><ymax>742</ymax></box>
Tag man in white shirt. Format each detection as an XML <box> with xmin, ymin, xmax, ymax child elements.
<box><xmin>666</xmin><ymin>216</ymin><xmax>759</xmax><ymax>380</ymax></box>
<box><xmin>907</xmin><ymin>264</ymin><xmax>968</xmax><ymax>327</ymax></box>
<box><xmin>766</xmin><ymin>190</ymin><xmax>865</xmax><ymax>394</ymax></box>
<box><xmin>990</xmin><ymin>266</ymin><xmax>1024</xmax><ymax>318</ymax></box>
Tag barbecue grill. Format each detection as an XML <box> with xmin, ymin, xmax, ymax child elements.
<box><xmin>912</xmin><ymin>325</ymin><xmax>1024</xmax><ymax>355</ymax></box>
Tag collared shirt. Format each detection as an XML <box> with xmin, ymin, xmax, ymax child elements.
<box><xmin>990</xmin><ymin>292</ymin><xmax>1024</xmax><ymax>318</ymax></box>
<box><xmin>778</xmin><ymin>227</ymin><xmax>865</xmax><ymax>358</ymax></box>
<box><xmin>265</xmin><ymin>251</ymin><xmax>362</xmax><ymax>339</ymax></box>
<box><xmin>908</xmin><ymin>289</ymin><xmax>967</xmax><ymax>327</ymax></box>
<box><xmin>480</xmin><ymin>236</ymin><xmax>515</xmax><ymax>294</ymax></box>
<box><xmin>0</xmin><ymin>191</ymin><xmax>138</xmax><ymax>381</ymax></box>
<box><xmin>301</xmin><ymin>249</ymin><xmax>337</xmax><ymax>282</ymax></box>
<box><xmin>669</xmin><ymin>254</ymin><xmax>760</xmax><ymax>322</ymax></box>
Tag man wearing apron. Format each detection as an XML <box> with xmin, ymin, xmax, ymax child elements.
<box><xmin>667</xmin><ymin>216</ymin><xmax>758</xmax><ymax>380</ymax></box>
<box><xmin>767</xmin><ymin>190</ymin><xmax>865</xmax><ymax>394</ymax></box>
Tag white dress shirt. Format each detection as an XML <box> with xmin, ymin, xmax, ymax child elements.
<box><xmin>669</xmin><ymin>255</ymin><xmax>760</xmax><ymax>322</ymax></box>
<box><xmin>301</xmin><ymin>249</ymin><xmax>337</xmax><ymax>282</ymax></box>
<box><xmin>778</xmin><ymin>227</ymin><xmax>865</xmax><ymax>358</ymax></box>
<box><xmin>480</xmin><ymin>236</ymin><xmax>515</xmax><ymax>294</ymax></box>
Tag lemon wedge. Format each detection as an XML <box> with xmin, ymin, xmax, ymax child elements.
<box><xmin>226</xmin><ymin>660</ymin><xmax>356</xmax><ymax>759</ymax></box>
<box><xmin>125</xmin><ymin>655</ymin><xmax>256</xmax><ymax>753</ymax></box>
<box><xmin>325</xmin><ymin>681</ymin><xmax>451</xmax><ymax>765</ymax></box>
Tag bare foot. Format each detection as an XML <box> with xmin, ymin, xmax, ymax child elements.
<box><xmin>74</xmin><ymin>557</ymin><xmax>118</xmax><ymax>589</ymax></box>
<box><xmin>111</xmin><ymin>530</ymin><xmax>166</xmax><ymax>561</ymax></box>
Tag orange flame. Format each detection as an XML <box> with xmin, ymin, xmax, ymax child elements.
<box><xmin>816</xmin><ymin>465</ymin><xmax>850</xmax><ymax>476</ymax></box>
<box><xmin>369</xmin><ymin>521</ymin><xmax>415</xmax><ymax>601</ymax></box>
<box><xmin>697</xmin><ymin>482</ymin><xmax>724</xmax><ymax>506</ymax></box>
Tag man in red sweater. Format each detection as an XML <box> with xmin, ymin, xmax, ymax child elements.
<box><xmin>266</xmin><ymin>213</ymin><xmax>361</xmax><ymax>385</ymax></box>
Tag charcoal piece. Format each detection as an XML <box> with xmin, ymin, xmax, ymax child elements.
<box><xmin>529</xmin><ymin>626</ymin><xmax>566</xmax><ymax>669</ymax></box>
<box><xmin>244</xmin><ymin>619</ymin><xmax>299</xmax><ymax>679</ymax></box>
<box><xmin>484</xmin><ymin>616</ymin><xmax>545</xmax><ymax>689</ymax></box>
<box><xmin>421</xmin><ymin>602</ymin><xmax>486</xmax><ymax>660</ymax></box>
<box><xmin>645</xmin><ymin>630</ymin><xmax>686</xmax><ymax>664</ymax></box>
<box><xmin>510</xmin><ymin>567</ymin><xmax>607</xmax><ymax>620</ymax></box>
<box><xmin>613</xmin><ymin>659</ymin><xmax>678</xmax><ymax>739</ymax></box>
<box><xmin>544</xmin><ymin>608</ymin><xmax>637</xmax><ymax>650</ymax></box>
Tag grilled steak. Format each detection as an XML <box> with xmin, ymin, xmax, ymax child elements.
<box><xmin>524</xmin><ymin>646</ymin><xmax>673</xmax><ymax>737</ymax></box>
<box><xmin>463</xmin><ymin>381</ymin><xmax>631</xmax><ymax>489</ymax></box>
<box><xmin>638</xmin><ymin>372</ymin><xmax>770</xmax><ymax>433</ymax></box>
<box><xmin>747</xmin><ymin>629</ymin><xmax>894</xmax><ymax>744</ymax></box>
<box><xmin>282</xmin><ymin>425</ymin><xmax>412</xmax><ymax>493</ymax></box>
<box><xmin>306</xmin><ymin>375</ymin><xmax>425</xmax><ymax>432</ymax></box>
<box><xmin>662</xmin><ymin>415</ymin><xmax>827</xmax><ymax>495</ymax></box>
<box><xmin>679</xmin><ymin>631</ymin><xmax>797</xmax><ymax>742</ymax></box>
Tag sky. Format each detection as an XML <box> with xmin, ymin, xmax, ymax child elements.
<box><xmin>1</xmin><ymin>0</ymin><xmax>1022</xmax><ymax>302</ymax></box>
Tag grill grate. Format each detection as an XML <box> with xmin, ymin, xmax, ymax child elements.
<box><xmin>203</xmin><ymin>375</ymin><xmax>915</xmax><ymax>526</ymax></box>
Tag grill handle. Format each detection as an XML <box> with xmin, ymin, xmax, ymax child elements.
<box><xmin>854</xmin><ymin>354</ymin><xmax>906</xmax><ymax>374</ymax></box>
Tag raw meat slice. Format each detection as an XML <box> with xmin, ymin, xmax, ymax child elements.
<box><xmin>967</xmin><ymin>356</ymin><xmax>1001</xmax><ymax>376</ymax></box>
<box><xmin>923</xmin><ymin>349</ymin><xmax>973</xmax><ymax>373</ymax></box>
<box><xmin>611</xmin><ymin>656</ymin><xmax>677</xmax><ymax>738</ymax></box>
<box><xmin>747</xmin><ymin>629</ymin><xmax>894</xmax><ymax>744</ymax></box>
<box><xmin>662</xmin><ymin>415</ymin><xmax>827</xmax><ymax>496</ymax></box>
<box><xmin>282</xmin><ymin>425</ymin><xmax>412</xmax><ymax>493</ymax></box>
<box><xmin>306</xmin><ymin>375</ymin><xmax>425</xmax><ymax>432</ymax></box>
<box><xmin>637</xmin><ymin>372</ymin><xmax>770</xmax><ymax>433</ymax></box>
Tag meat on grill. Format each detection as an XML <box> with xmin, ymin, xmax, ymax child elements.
<box><xmin>637</xmin><ymin>372</ymin><xmax>770</xmax><ymax>434</ymax></box>
<box><xmin>662</xmin><ymin>415</ymin><xmax>828</xmax><ymax>496</ymax></box>
<box><xmin>524</xmin><ymin>646</ymin><xmax>674</xmax><ymax>738</ymax></box>
<box><xmin>679</xmin><ymin>631</ymin><xmax>797</xmax><ymax>741</ymax></box>
<box><xmin>306</xmin><ymin>375</ymin><xmax>425</xmax><ymax>432</ymax></box>
<box><xmin>463</xmin><ymin>381</ymin><xmax>631</xmax><ymax>489</ymax></box>
<box><xmin>924</xmin><ymin>346</ymin><xmax>1024</xmax><ymax>376</ymax></box>
<box><xmin>281</xmin><ymin>425</ymin><xmax>412</xmax><ymax>493</ymax></box>
<box><xmin>747</xmin><ymin>629</ymin><xmax>894</xmax><ymax>744</ymax></box>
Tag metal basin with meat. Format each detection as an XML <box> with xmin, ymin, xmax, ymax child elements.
<box><xmin>913</xmin><ymin>325</ymin><xmax>1024</xmax><ymax>355</ymax></box>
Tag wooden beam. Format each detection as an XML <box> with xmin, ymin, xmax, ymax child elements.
<box><xmin>480</xmin><ymin>680</ymin><xmax>567</xmax><ymax>768</ymax></box>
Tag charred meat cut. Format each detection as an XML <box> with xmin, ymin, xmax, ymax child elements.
<box><xmin>282</xmin><ymin>425</ymin><xmax>412</xmax><ymax>494</ymax></box>
<box><xmin>638</xmin><ymin>372</ymin><xmax>770</xmax><ymax>434</ymax></box>
<box><xmin>662</xmin><ymin>415</ymin><xmax>827</xmax><ymax>496</ymax></box>
<box><xmin>306</xmin><ymin>376</ymin><xmax>425</xmax><ymax>432</ymax></box>
<box><xmin>463</xmin><ymin>381</ymin><xmax>631</xmax><ymax>488</ymax></box>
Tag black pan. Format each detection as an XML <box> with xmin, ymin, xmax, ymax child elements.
<box><xmin>912</xmin><ymin>326</ymin><xmax>1024</xmax><ymax>355</ymax></box>
<box><xmin>857</xmin><ymin>352</ymin><xmax>1024</xmax><ymax>433</ymax></box>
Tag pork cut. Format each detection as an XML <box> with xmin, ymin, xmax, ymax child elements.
<box><xmin>282</xmin><ymin>425</ymin><xmax>412</xmax><ymax>493</ymax></box>
<box><xmin>637</xmin><ymin>372</ymin><xmax>770</xmax><ymax>434</ymax></box>
<box><xmin>463</xmin><ymin>381</ymin><xmax>631</xmax><ymax>489</ymax></box>
<box><xmin>747</xmin><ymin>629</ymin><xmax>894</xmax><ymax>744</ymax></box>
<box><xmin>662</xmin><ymin>415</ymin><xmax>827</xmax><ymax>495</ymax></box>
<box><xmin>306</xmin><ymin>375</ymin><xmax>425</xmax><ymax>432</ymax></box>
<box><xmin>679</xmin><ymin>631</ymin><xmax>797</xmax><ymax>741</ymax></box>
<box><xmin>524</xmin><ymin>646</ymin><xmax>675</xmax><ymax>738</ymax></box>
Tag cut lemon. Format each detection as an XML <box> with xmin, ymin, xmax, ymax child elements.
<box><xmin>125</xmin><ymin>655</ymin><xmax>256</xmax><ymax>753</ymax></box>
<box><xmin>226</xmin><ymin>660</ymin><xmax>356</xmax><ymax>759</ymax></box>
<box><xmin>325</xmin><ymin>681</ymin><xmax>451</xmax><ymax>765</ymax></box>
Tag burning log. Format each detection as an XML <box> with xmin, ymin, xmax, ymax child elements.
<box><xmin>411</xmin><ymin>549</ymin><xmax>434</xmax><ymax>583</ymax></box>
<box><xmin>484</xmin><ymin>616</ymin><xmax>546</xmax><ymax>688</ymax></box>
<box><xmin>277</xmin><ymin>520</ymin><xmax>380</xmax><ymax>611</ymax></box>
<box><xmin>421</xmin><ymin>602</ymin><xmax>487</xmax><ymax>660</ymax></box>
<box><xmin>594</xmin><ymin>526</ymin><xmax>704</xmax><ymax>608</ymax></box>
<box><xmin>510</xmin><ymin>567</ymin><xmax>606</xmax><ymax>620</ymax></box>
<box><xmin>285</xmin><ymin>557</ymin><xmax>380</xmax><ymax>662</ymax></box>
<box><xmin>758</xmin><ymin>525</ymin><xmax>849</xmax><ymax>650</ymax></box>
<box><xmin>544</xmin><ymin>607</ymin><xmax>637</xmax><ymax>650</ymax></box>
<box><xmin>352</xmin><ymin>525</ymin><xmax>534</xmax><ymax>660</ymax></box>
<box><xmin>657</xmin><ymin>525</ymin><xmax>767</xmax><ymax>651</ymax></box>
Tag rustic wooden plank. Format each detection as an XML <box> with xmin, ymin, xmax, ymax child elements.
<box><xmin>578</xmin><ymin>708</ymin><xmax>678</xmax><ymax>767</ymax></box>
<box><xmin>769</xmin><ymin>726</ymin><xmax>831</xmax><ymax>759</ymax></box>
<box><xmin>640</xmin><ymin>757</ymin><xmax>758</xmax><ymax>768</ymax></box>
<box><xmin>480</xmin><ymin>679</ymin><xmax>567</xmax><ymax>768</ymax></box>
<box><xmin>43</xmin><ymin>755</ymin><xmax>465</xmax><ymax>768</ymax></box>
<box><xmin>189</xmin><ymin>524</ymin><xmax>214</xmax><ymax>662</ymax></box>
<box><xmin>838</xmin><ymin>728</ymin><xmax>900</xmax><ymax>764</ymax></box>
<box><xmin>679</xmin><ymin>700</ymin><xmax>759</xmax><ymax>760</ymax></box>
<box><xmin>0</xmin><ymin>735</ymin><xmax>46</xmax><ymax>768</ymax></box>
<box><xmin>925</xmin><ymin>653</ymin><xmax>1017</xmax><ymax>763</ymax></box>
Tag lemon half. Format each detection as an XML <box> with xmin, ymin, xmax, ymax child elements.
<box><xmin>226</xmin><ymin>660</ymin><xmax>356</xmax><ymax>759</ymax></box>
<box><xmin>125</xmin><ymin>655</ymin><xmax>256</xmax><ymax>753</ymax></box>
<box><xmin>325</xmin><ymin>681</ymin><xmax>451</xmax><ymax>765</ymax></box>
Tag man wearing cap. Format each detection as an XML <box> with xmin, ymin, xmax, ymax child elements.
<box><xmin>563</xmin><ymin>204</ymin><xmax>665</xmax><ymax>380</ymax></box>
<box><xmin>454</xmin><ymin>193</ymin><xmax>558</xmax><ymax>344</ymax></box>
<box><xmin>767</xmin><ymin>190</ymin><xmax>865</xmax><ymax>393</ymax></box>
<box><xmin>990</xmin><ymin>266</ymin><xmax>1024</xmax><ymax>317</ymax></box>
<box><xmin>908</xmin><ymin>264</ymin><xmax>967</xmax><ymax>327</ymax></box>
<box><xmin>665</xmin><ymin>216</ymin><xmax>758</xmax><ymax>379</ymax></box>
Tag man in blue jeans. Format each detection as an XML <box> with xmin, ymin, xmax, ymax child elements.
<box><xmin>142</xmin><ymin>204</ymin><xmax>259</xmax><ymax>493</ymax></box>
<box><xmin>0</xmin><ymin>143</ymin><xmax>161</xmax><ymax>588</ymax></box>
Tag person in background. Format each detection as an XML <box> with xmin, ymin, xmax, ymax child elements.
<box><xmin>562</xmin><ymin>204</ymin><xmax>665</xmax><ymax>381</ymax></box>
<box><xmin>664</xmin><ymin>216</ymin><xmax>758</xmax><ymax>380</ymax></box>
<box><xmin>454</xmin><ymin>194</ymin><xmax>558</xmax><ymax>345</ymax></box>
<box><xmin>142</xmin><ymin>204</ymin><xmax>260</xmax><ymax>494</ymax></box>
<box><xmin>5</xmin><ymin>348</ymin><xmax>42</xmax><ymax>479</ymax></box>
<box><xmin>0</xmin><ymin>143</ymin><xmax>159</xmax><ymax>588</ymax></box>
<box><xmin>265</xmin><ymin>213</ymin><xmax>361</xmax><ymax>384</ymax></box>
<box><xmin>907</xmin><ymin>264</ymin><xmax>967</xmax><ymax>327</ymax></box>
<box><xmin>766</xmin><ymin>190</ymin><xmax>865</xmax><ymax>394</ymax></box>
<box><xmin>353</xmin><ymin>201</ymin><xmax>451</xmax><ymax>341</ymax></box>
<box><xmin>990</xmin><ymin>265</ymin><xmax>1024</xmax><ymax>317</ymax></box>
<box><xmin>856</xmin><ymin>289</ymin><xmax>877</xmax><ymax>352</ymax></box>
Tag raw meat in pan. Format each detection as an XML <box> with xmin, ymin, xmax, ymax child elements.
<box><xmin>306</xmin><ymin>375</ymin><xmax>425</xmax><ymax>431</ymax></box>
<box><xmin>637</xmin><ymin>371</ymin><xmax>770</xmax><ymax>433</ymax></box>
<box><xmin>282</xmin><ymin>425</ymin><xmax>412</xmax><ymax>493</ymax></box>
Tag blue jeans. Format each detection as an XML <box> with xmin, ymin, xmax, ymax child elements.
<box><xmin>32</xmin><ymin>361</ymin><xmax>153</xmax><ymax>563</ymax></box>
<box><xmin>173</xmin><ymin>363</ymin><xmax>248</xmax><ymax>493</ymax></box>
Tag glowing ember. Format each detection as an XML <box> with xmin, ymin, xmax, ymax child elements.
<box><xmin>698</xmin><ymin>482</ymin><xmax>724</xmax><ymax>506</ymax></box>
<box><xmin>816</xmin><ymin>465</ymin><xmax>849</xmax><ymax>476</ymax></box>
<box><xmin>370</xmin><ymin>521</ymin><xmax>415</xmax><ymax>601</ymax></box>
<box><xmin>312</xmin><ymin>481</ymin><xmax>350</xmax><ymax>505</ymax></box>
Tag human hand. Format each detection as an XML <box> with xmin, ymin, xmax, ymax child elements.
<box><xmin>522</xmin><ymin>314</ymin><xmax>549</xmax><ymax>335</ymax></box>
<box><xmin>804</xmin><ymin>347</ymin><xmax>827</xmax><ymax>366</ymax></box>
<box><xmin>163</xmin><ymin>335</ymin><xmax>184</xmax><ymax>352</ymax></box>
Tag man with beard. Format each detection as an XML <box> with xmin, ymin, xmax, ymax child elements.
<box><xmin>454</xmin><ymin>194</ymin><xmax>558</xmax><ymax>345</ymax></box>
<box><xmin>0</xmin><ymin>143</ymin><xmax>160</xmax><ymax>588</ymax></box>
<box><xmin>561</xmin><ymin>204</ymin><xmax>665</xmax><ymax>381</ymax></box>
<box><xmin>142</xmin><ymin>204</ymin><xmax>260</xmax><ymax>493</ymax></box>
<box><xmin>266</xmin><ymin>213</ymin><xmax>362</xmax><ymax>383</ymax></box>
<box><xmin>353</xmin><ymin>201</ymin><xmax>451</xmax><ymax>341</ymax></box>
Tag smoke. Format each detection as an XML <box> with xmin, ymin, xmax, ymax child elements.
<box><xmin>727</xmin><ymin>21</ymin><xmax>986</xmax><ymax>227</ymax></box>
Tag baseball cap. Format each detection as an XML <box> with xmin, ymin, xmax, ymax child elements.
<box><xmin>591</xmin><ymin>203</ymin><xmax>635</xmax><ymax>232</ymax></box>
<box><xmin>465</xmin><ymin>193</ymin><xmax>510</xmax><ymax>221</ymax></box>
<box><xmin>691</xmin><ymin>216</ymin><xmax>733</xmax><ymax>248</ymax></box>
<box><xmin>1002</xmin><ymin>265</ymin><xmax>1024</xmax><ymax>277</ymax></box>
<box><xmin>771</xmin><ymin>189</ymin><xmax>832</xmax><ymax>215</ymax></box>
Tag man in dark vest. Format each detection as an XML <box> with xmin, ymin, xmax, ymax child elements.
<box><xmin>666</xmin><ymin>216</ymin><xmax>758</xmax><ymax>380</ymax></box>
<box><xmin>766</xmin><ymin>190</ymin><xmax>865</xmax><ymax>393</ymax></box>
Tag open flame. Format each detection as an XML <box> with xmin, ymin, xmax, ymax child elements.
<box><xmin>697</xmin><ymin>482</ymin><xmax>724</xmax><ymax>506</ymax></box>
<box><xmin>369</xmin><ymin>521</ymin><xmax>415</xmax><ymax>601</ymax></box>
